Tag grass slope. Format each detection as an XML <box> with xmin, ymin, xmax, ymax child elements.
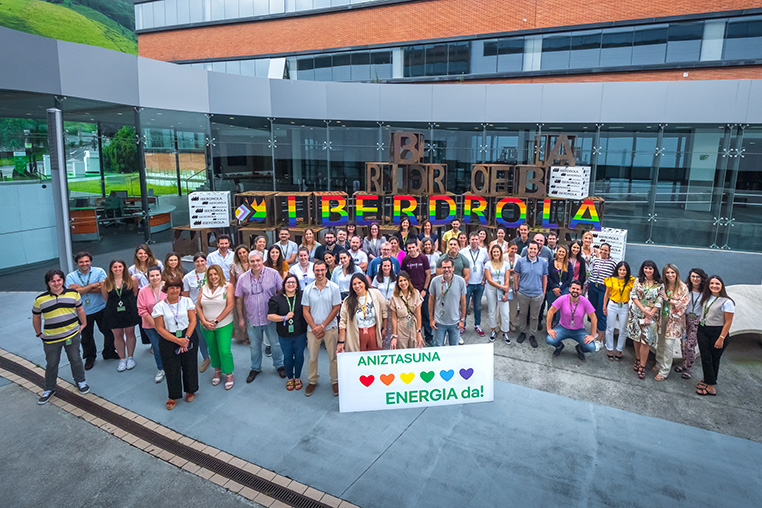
<box><xmin>0</xmin><ymin>0</ymin><xmax>137</xmax><ymax>54</ymax></box>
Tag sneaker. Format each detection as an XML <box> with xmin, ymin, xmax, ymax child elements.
<box><xmin>199</xmin><ymin>357</ymin><xmax>211</xmax><ymax>373</ymax></box>
<box><xmin>155</xmin><ymin>370</ymin><xmax>165</xmax><ymax>383</ymax></box>
<box><xmin>265</xmin><ymin>345</ymin><xmax>272</xmax><ymax>357</ymax></box>
<box><xmin>553</xmin><ymin>343</ymin><xmax>565</xmax><ymax>357</ymax></box>
<box><xmin>126</xmin><ymin>357</ymin><xmax>136</xmax><ymax>370</ymax></box>
<box><xmin>575</xmin><ymin>344</ymin><xmax>587</xmax><ymax>362</ymax></box>
<box><xmin>38</xmin><ymin>389</ymin><xmax>56</xmax><ymax>405</ymax></box>
<box><xmin>489</xmin><ymin>330</ymin><xmax>496</xmax><ymax>342</ymax></box>
<box><xmin>528</xmin><ymin>335</ymin><xmax>538</xmax><ymax>348</ymax></box>
<box><xmin>117</xmin><ymin>359</ymin><xmax>127</xmax><ymax>372</ymax></box>
<box><xmin>459</xmin><ymin>328</ymin><xmax>465</xmax><ymax>335</ymax></box>
<box><xmin>77</xmin><ymin>381</ymin><xmax>90</xmax><ymax>394</ymax></box>
<box><xmin>503</xmin><ymin>333</ymin><xmax>511</xmax><ymax>345</ymax></box>
<box><xmin>458</xmin><ymin>337</ymin><xmax>465</xmax><ymax>345</ymax></box>
<box><xmin>475</xmin><ymin>326</ymin><xmax>485</xmax><ymax>337</ymax></box>
<box><xmin>516</xmin><ymin>332</ymin><xmax>526</xmax><ymax>344</ymax></box>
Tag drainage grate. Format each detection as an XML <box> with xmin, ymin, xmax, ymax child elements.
<box><xmin>0</xmin><ymin>356</ymin><xmax>333</xmax><ymax>508</ymax></box>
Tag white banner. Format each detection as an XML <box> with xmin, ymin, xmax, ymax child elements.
<box><xmin>189</xmin><ymin>191</ymin><xmax>230</xmax><ymax>229</ymax></box>
<box><xmin>337</xmin><ymin>344</ymin><xmax>494</xmax><ymax>413</ymax></box>
<box><xmin>548</xmin><ymin>165</ymin><xmax>591</xmax><ymax>200</ymax></box>
<box><xmin>591</xmin><ymin>227</ymin><xmax>628</xmax><ymax>262</ymax></box>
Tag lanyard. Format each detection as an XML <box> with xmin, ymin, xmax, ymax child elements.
<box><xmin>359</xmin><ymin>294</ymin><xmax>371</xmax><ymax>319</ymax></box>
<box><xmin>77</xmin><ymin>270</ymin><xmax>91</xmax><ymax>286</ymax></box>
<box><xmin>569</xmin><ymin>297</ymin><xmax>580</xmax><ymax>326</ymax></box>
<box><xmin>299</xmin><ymin>263</ymin><xmax>310</xmax><ymax>278</ymax></box>
<box><xmin>115</xmin><ymin>285</ymin><xmax>123</xmax><ymax>301</ymax></box>
<box><xmin>441</xmin><ymin>278</ymin><xmax>452</xmax><ymax>299</ymax></box>
<box><xmin>168</xmin><ymin>299</ymin><xmax>180</xmax><ymax>328</ymax></box>
<box><xmin>469</xmin><ymin>249</ymin><xmax>480</xmax><ymax>268</ymax></box>
<box><xmin>401</xmin><ymin>292</ymin><xmax>415</xmax><ymax>318</ymax></box>
<box><xmin>383</xmin><ymin>277</ymin><xmax>393</xmax><ymax>299</ymax></box>
<box><xmin>701</xmin><ymin>296</ymin><xmax>720</xmax><ymax>325</ymax></box>
<box><xmin>690</xmin><ymin>291</ymin><xmax>700</xmax><ymax>311</ymax></box>
<box><xmin>286</xmin><ymin>295</ymin><xmax>296</xmax><ymax>314</ymax></box>
<box><xmin>195</xmin><ymin>270</ymin><xmax>206</xmax><ymax>287</ymax></box>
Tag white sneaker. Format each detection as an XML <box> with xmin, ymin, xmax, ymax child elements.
<box><xmin>126</xmin><ymin>357</ymin><xmax>136</xmax><ymax>370</ymax></box>
<box><xmin>77</xmin><ymin>381</ymin><xmax>90</xmax><ymax>394</ymax></box>
<box><xmin>489</xmin><ymin>330</ymin><xmax>496</xmax><ymax>342</ymax></box>
<box><xmin>458</xmin><ymin>337</ymin><xmax>465</xmax><ymax>345</ymax></box>
<box><xmin>117</xmin><ymin>359</ymin><xmax>127</xmax><ymax>372</ymax></box>
<box><xmin>154</xmin><ymin>370</ymin><xmax>165</xmax><ymax>383</ymax></box>
<box><xmin>503</xmin><ymin>333</ymin><xmax>511</xmax><ymax>345</ymax></box>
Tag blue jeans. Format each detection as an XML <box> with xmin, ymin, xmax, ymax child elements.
<box><xmin>421</xmin><ymin>291</ymin><xmax>432</xmax><ymax>341</ymax></box>
<box><xmin>248</xmin><ymin>322</ymin><xmax>283</xmax><ymax>372</ymax></box>
<box><xmin>142</xmin><ymin>328</ymin><xmax>164</xmax><ymax>370</ymax></box>
<box><xmin>546</xmin><ymin>325</ymin><xmax>596</xmax><ymax>353</ymax></box>
<box><xmin>465</xmin><ymin>283</ymin><xmax>485</xmax><ymax>327</ymax></box>
<box><xmin>587</xmin><ymin>282</ymin><xmax>607</xmax><ymax>332</ymax></box>
<box><xmin>434</xmin><ymin>323</ymin><xmax>460</xmax><ymax>346</ymax></box>
<box><xmin>279</xmin><ymin>333</ymin><xmax>307</xmax><ymax>379</ymax></box>
<box><xmin>195</xmin><ymin>321</ymin><xmax>210</xmax><ymax>360</ymax></box>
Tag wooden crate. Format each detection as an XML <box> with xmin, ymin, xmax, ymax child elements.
<box><xmin>312</xmin><ymin>191</ymin><xmax>349</xmax><ymax>228</ymax></box>
<box><xmin>233</xmin><ymin>191</ymin><xmax>276</xmax><ymax>227</ymax></box>
<box><xmin>274</xmin><ymin>192</ymin><xmax>314</xmax><ymax>227</ymax></box>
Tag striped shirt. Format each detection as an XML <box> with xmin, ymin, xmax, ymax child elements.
<box><xmin>588</xmin><ymin>258</ymin><xmax>617</xmax><ymax>285</ymax></box>
<box><xmin>32</xmin><ymin>289</ymin><xmax>82</xmax><ymax>344</ymax></box>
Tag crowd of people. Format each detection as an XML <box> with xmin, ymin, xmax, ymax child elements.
<box><xmin>32</xmin><ymin>220</ymin><xmax>735</xmax><ymax>408</ymax></box>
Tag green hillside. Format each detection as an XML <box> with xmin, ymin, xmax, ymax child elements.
<box><xmin>0</xmin><ymin>0</ymin><xmax>137</xmax><ymax>54</ymax></box>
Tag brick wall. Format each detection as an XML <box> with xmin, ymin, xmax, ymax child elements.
<box><xmin>139</xmin><ymin>0</ymin><xmax>762</xmax><ymax>62</ymax></box>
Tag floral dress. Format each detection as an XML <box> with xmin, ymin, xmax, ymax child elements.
<box><xmin>660</xmin><ymin>283</ymin><xmax>689</xmax><ymax>341</ymax></box>
<box><xmin>627</xmin><ymin>279</ymin><xmax>663</xmax><ymax>346</ymax></box>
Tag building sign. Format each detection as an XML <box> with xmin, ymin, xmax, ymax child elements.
<box><xmin>188</xmin><ymin>191</ymin><xmax>230</xmax><ymax>228</ymax></box>
<box><xmin>337</xmin><ymin>344</ymin><xmax>495</xmax><ymax>413</ymax></box>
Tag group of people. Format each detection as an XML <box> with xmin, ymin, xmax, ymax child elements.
<box><xmin>32</xmin><ymin>220</ymin><xmax>736</xmax><ymax>408</ymax></box>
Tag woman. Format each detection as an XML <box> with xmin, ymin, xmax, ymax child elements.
<box><xmin>457</xmin><ymin>232</ymin><xmax>468</xmax><ymax>251</ymax></box>
<box><xmin>393</xmin><ymin>217</ymin><xmax>417</xmax><ymax>248</ymax></box>
<box><xmin>128</xmin><ymin>244</ymin><xmax>163</xmax><ymax>289</ymax></box>
<box><xmin>505</xmin><ymin>242</ymin><xmax>519</xmax><ymax>331</ymax></box>
<box><xmin>546</xmin><ymin>245</ymin><xmax>573</xmax><ymax>328</ymax></box>
<box><xmin>196</xmin><ymin>264</ymin><xmax>235</xmax><ymax>390</ymax></box>
<box><xmin>323</xmin><ymin>251</ymin><xmax>338</xmax><ymax>280</ymax></box>
<box><xmin>363</xmin><ymin>222</ymin><xmax>386</xmax><ymax>261</ymax></box>
<box><xmin>371</xmin><ymin>258</ymin><xmax>397</xmax><ymax>302</ymax></box>
<box><xmin>569</xmin><ymin>241</ymin><xmax>588</xmax><ymax>289</ymax></box>
<box><xmin>418</xmin><ymin>219</ymin><xmax>439</xmax><ymax>253</ymax></box>
<box><xmin>346</xmin><ymin>223</ymin><xmax>358</xmax><ymax>240</ymax></box>
<box><xmin>152</xmin><ymin>277</ymin><xmax>199</xmax><ymax>410</ymax></box>
<box><xmin>180</xmin><ymin>253</ymin><xmax>212</xmax><ymax>371</ymax></box>
<box><xmin>627</xmin><ymin>260</ymin><xmax>663</xmax><ymax>380</ymax></box>
<box><xmin>421</xmin><ymin>238</ymin><xmax>440</xmax><ymax>269</ymax></box>
<box><xmin>289</xmin><ymin>247</ymin><xmax>315</xmax><ymax>290</ymax></box>
<box><xmin>675</xmin><ymin>268</ymin><xmax>707</xmax><ymax>379</ymax></box>
<box><xmin>265</xmin><ymin>244</ymin><xmax>289</xmax><ymax>279</ymax></box>
<box><xmin>388</xmin><ymin>271</ymin><xmax>424</xmax><ymax>349</ymax></box>
<box><xmin>603</xmin><ymin>261</ymin><xmax>634</xmax><ymax>361</ymax></box>
<box><xmin>477</xmin><ymin>228</ymin><xmax>489</xmax><ymax>250</ymax></box>
<box><xmin>252</xmin><ymin>235</ymin><xmax>268</xmax><ymax>261</ymax></box>
<box><xmin>101</xmin><ymin>259</ymin><xmax>141</xmax><ymax>372</ymax></box>
<box><xmin>332</xmin><ymin>251</ymin><xmax>363</xmax><ymax>300</ymax></box>
<box><xmin>137</xmin><ymin>267</ymin><xmax>166</xmax><ymax>383</ymax></box>
<box><xmin>580</xmin><ymin>232</ymin><xmax>596</xmax><ymax>293</ymax></box>
<box><xmin>229</xmin><ymin>246</ymin><xmax>251</xmax><ymax>345</ymax></box>
<box><xmin>337</xmin><ymin>273</ymin><xmax>388</xmax><ymax>352</ymax></box>
<box><xmin>490</xmin><ymin>226</ymin><xmax>510</xmax><ymax>254</ymax></box>
<box><xmin>587</xmin><ymin>243</ymin><xmax>617</xmax><ymax>342</ymax></box>
<box><xmin>162</xmin><ymin>252</ymin><xmax>184</xmax><ymax>287</ymax></box>
<box><xmin>695</xmin><ymin>275</ymin><xmax>735</xmax><ymax>396</ymax></box>
<box><xmin>654</xmin><ymin>264</ymin><xmax>689</xmax><ymax>381</ymax></box>
<box><xmin>389</xmin><ymin>237</ymin><xmax>406</xmax><ymax>264</ymax></box>
<box><xmin>300</xmin><ymin>228</ymin><xmax>321</xmax><ymax>262</ymax></box>
<box><xmin>267</xmin><ymin>273</ymin><xmax>307</xmax><ymax>391</ymax></box>
<box><xmin>484</xmin><ymin>244</ymin><xmax>511</xmax><ymax>343</ymax></box>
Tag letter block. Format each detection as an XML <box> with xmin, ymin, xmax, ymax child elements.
<box><xmin>390</xmin><ymin>132</ymin><xmax>425</xmax><ymax>164</ymax></box>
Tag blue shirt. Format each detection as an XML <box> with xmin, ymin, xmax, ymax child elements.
<box><xmin>514</xmin><ymin>256</ymin><xmax>548</xmax><ymax>298</ymax></box>
<box><xmin>367</xmin><ymin>256</ymin><xmax>400</xmax><ymax>279</ymax></box>
<box><xmin>65</xmin><ymin>267</ymin><xmax>107</xmax><ymax>314</ymax></box>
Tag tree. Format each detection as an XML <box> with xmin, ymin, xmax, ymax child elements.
<box><xmin>102</xmin><ymin>125</ymin><xmax>138</xmax><ymax>174</ymax></box>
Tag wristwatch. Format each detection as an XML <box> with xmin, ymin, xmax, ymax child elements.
<box><xmin>213</xmin><ymin>319</ymin><xmax>219</xmax><ymax>325</ymax></box>
<box><xmin>416</xmin><ymin>329</ymin><xmax>422</xmax><ymax>333</ymax></box>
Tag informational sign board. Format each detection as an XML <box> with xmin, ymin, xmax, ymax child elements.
<box><xmin>547</xmin><ymin>166</ymin><xmax>591</xmax><ymax>200</ymax></box>
<box><xmin>591</xmin><ymin>227</ymin><xmax>628</xmax><ymax>262</ymax></box>
<box><xmin>13</xmin><ymin>151</ymin><xmax>27</xmax><ymax>175</ymax></box>
<box><xmin>337</xmin><ymin>344</ymin><xmax>494</xmax><ymax>413</ymax></box>
<box><xmin>188</xmin><ymin>191</ymin><xmax>230</xmax><ymax>229</ymax></box>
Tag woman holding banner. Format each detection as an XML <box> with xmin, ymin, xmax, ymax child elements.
<box><xmin>337</xmin><ymin>274</ymin><xmax>388</xmax><ymax>353</ymax></box>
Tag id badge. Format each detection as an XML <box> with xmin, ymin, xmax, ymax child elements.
<box><xmin>116</xmin><ymin>301</ymin><xmax>126</xmax><ymax>312</ymax></box>
<box><xmin>618</xmin><ymin>302</ymin><xmax>623</xmax><ymax>308</ymax></box>
<box><xmin>65</xmin><ymin>338</ymin><xmax>72</xmax><ymax>346</ymax></box>
<box><xmin>288</xmin><ymin>319</ymin><xmax>294</xmax><ymax>334</ymax></box>
<box><xmin>688</xmin><ymin>312</ymin><xmax>697</xmax><ymax>319</ymax></box>
<box><xmin>84</xmin><ymin>298</ymin><xmax>91</xmax><ymax>306</ymax></box>
<box><xmin>408</xmin><ymin>315</ymin><xmax>413</xmax><ymax>328</ymax></box>
<box><xmin>175</xmin><ymin>330</ymin><xmax>183</xmax><ymax>338</ymax></box>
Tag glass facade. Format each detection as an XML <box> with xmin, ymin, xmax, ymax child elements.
<box><xmin>180</xmin><ymin>14</ymin><xmax>762</xmax><ymax>81</ymax></box>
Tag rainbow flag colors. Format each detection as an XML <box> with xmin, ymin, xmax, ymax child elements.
<box><xmin>393</xmin><ymin>196</ymin><xmax>419</xmax><ymax>225</ymax></box>
<box><xmin>355</xmin><ymin>195</ymin><xmax>379</xmax><ymax>225</ymax></box>
<box><xmin>428</xmin><ymin>195</ymin><xmax>456</xmax><ymax>225</ymax></box>
<box><xmin>463</xmin><ymin>195</ymin><xmax>488</xmax><ymax>225</ymax></box>
<box><xmin>495</xmin><ymin>197</ymin><xmax>527</xmax><ymax>228</ymax></box>
<box><xmin>321</xmin><ymin>195</ymin><xmax>348</xmax><ymax>226</ymax></box>
<box><xmin>541</xmin><ymin>198</ymin><xmax>558</xmax><ymax>229</ymax></box>
<box><xmin>287</xmin><ymin>196</ymin><xmax>298</xmax><ymax>227</ymax></box>
<box><xmin>568</xmin><ymin>200</ymin><xmax>602</xmax><ymax>230</ymax></box>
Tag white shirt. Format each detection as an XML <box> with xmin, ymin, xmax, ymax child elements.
<box><xmin>207</xmin><ymin>249</ymin><xmax>235</xmax><ymax>280</ymax></box>
<box><xmin>129</xmin><ymin>260</ymin><xmax>164</xmax><ymax>289</ymax></box>
<box><xmin>289</xmin><ymin>262</ymin><xmax>316</xmax><ymax>290</ymax></box>
<box><xmin>461</xmin><ymin>247</ymin><xmax>488</xmax><ymax>284</ymax></box>
<box><xmin>371</xmin><ymin>276</ymin><xmax>397</xmax><ymax>301</ymax></box>
<box><xmin>278</xmin><ymin>240</ymin><xmax>299</xmax><ymax>266</ymax></box>
<box><xmin>331</xmin><ymin>266</ymin><xmax>363</xmax><ymax>294</ymax></box>
<box><xmin>152</xmin><ymin>296</ymin><xmax>195</xmax><ymax>333</ymax></box>
<box><xmin>182</xmin><ymin>269</ymin><xmax>206</xmax><ymax>304</ymax></box>
<box><xmin>425</xmin><ymin>252</ymin><xmax>440</xmax><ymax>269</ymax></box>
<box><xmin>350</xmin><ymin>249</ymin><xmax>368</xmax><ymax>268</ymax></box>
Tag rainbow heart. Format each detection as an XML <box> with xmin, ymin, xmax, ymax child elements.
<box><xmin>440</xmin><ymin>369</ymin><xmax>454</xmax><ymax>381</ymax></box>
<box><xmin>459</xmin><ymin>368</ymin><xmax>474</xmax><ymax>380</ymax></box>
<box><xmin>420</xmin><ymin>371</ymin><xmax>435</xmax><ymax>383</ymax></box>
<box><xmin>380</xmin><ymin>374</ymin><xmax>395</xmax><ymax>386</ymax></box>
<box><xmin>400</xmin><ymin>372</ymin><xmax>415</xmax><ymax>384</ymax></box>
<box><xmin>360</xmin><ymin>375</ymin><xmax>375</xmax><ymax>387</ymax></box>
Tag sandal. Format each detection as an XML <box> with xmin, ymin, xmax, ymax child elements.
<box><xmin>654</xmin><ymin>374</ymin><xmax>666</xmax><ymax>381</ymax></box>
<box><xmin>606</xmin><ymin>351</ymin><xmax>615</xmax><ymax>361</ymax></box>
<box><xmin>225</xmin><ymin>374</ymin><xmax>234</xmax><ymax>390</ymax></box>
<box><xmin>674</xmin><ymin>365</ymin><xmax>685</xmax><ymax>373</ymax></box>
<box><xmin>614</xmin><ymin>353</ymin><xmax>623</xmax><ymax>362</ymax></box>
<box><xmin>294</xmin><ymin>379</ymin><xmax>303</xmax><ymax>391</ymax></box>
<box><xmin>185</xmin><ymin>392</ymin><xmax>195</xmax><ymax>403</ymax></box>
<box><xmin>696</xmin><ymin>387</ymin><xmax>716</xmax><ymax>396</ymax></box>
<box><xmin>212</xmin><ymin>370</ymin><xmax>222</xmax><ymax>386</ymax></box>
<box><xmin>286</xmin><ymin>379</ymin><xmax>295</xmax><ymax>391</ymax></box>
<box><xmin>637</xmin><ymin>365</ymin><xmax>646</xmax><ymax>380</ymax></box>
<box><xmin>696</xmin><ymin>381</ymin><xmax>707</xmax><ymax>390</ymax></box>
<box><xmin>166</xmin><ymin>399</ymin><xmax>175</xmax><ymax>410</ymax></box>
<box><xmin>633</xmin><ymin>360</ymin><xmax>640</xmax><ymax>372</ymax></box>
<box><xmin>681</xmin><ymin>371</ymin><xmax>692</xmax><ymax>380</ymax></box>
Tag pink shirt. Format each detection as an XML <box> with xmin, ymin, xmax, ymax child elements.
<box><xmin>552</xmin><ymin>294</ymin><xmax>594</xmax><ymax>330</ymax></box>
<box><xmin>137</xmin><ymin>286</ymin><xmax>166</xmax><ymax>329</ymax></box>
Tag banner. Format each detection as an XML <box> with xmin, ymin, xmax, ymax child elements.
<box><xmin>188</xmin><ymin>191</ymin><xmax>230</xmax><ymax>229</ymax></box>
<box><xmin>591</xmin><ymin>227</ymin><xmax>628</xmax><ymax>262</ymax></box>
<box><xmin>337</xmin><ymin>344</ymin><xmax>494</xmax><ymax>413</ymax></box>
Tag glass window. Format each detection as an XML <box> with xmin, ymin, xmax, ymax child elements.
<box><xmin>165</xmin><ymin>0</ymin><xmax>178</xmax><ymax>26</ymax></box>
<box><xmin>600</xmin><ymin>28</ymin><xmax>633</xmax><ymax>67</ymax></box>
<box><xmin>314</xmin><ymin>0</ymin><xmax>331</xmax><ymax>7</ymax></box>
<box><xmin>332</xmin><ymin>0</ymin><xmax>350</xmax><ymax>6</ymax></box>
<box><xmin>190</xmin><ymin>0</ymin><xmax>204</xmax><ymax>22</ymax></box>
<box><xmin>350</xmin><ymin>52</ymin><xmax>371</xmax><ymax>81</ymax></box>
<box><xmin>270</xmin><ymin>0</ymin><xmax>286</xmax><ymax>14</ymax></box>
<box><xmin>211</xmin><ymin>61</ymin><xmax>226</xmax><ymax>73</ymax></box>
<box><xmin>225</xmin><ymin>60</ymin><xmax>241</xmax><ymax>74</ymax></box>
<box><xmin>297</xmin><ymin>0</ymin><xmax>313</xmax><ymax>9</ymax></box>
<box><xmin>666</xmin><ymin>22</ymin><xmax>703</xmax><ymax>62</ymax></box>
<box><xmin>404</xmin><ymin>45</ymin><xmax>425</xmax><ymax>77</ymax></box>
<box><xmin>541</xmin><ymin>35</ymin><xmax>571</xmax><ymax>70</ymax></box>
<box><xmin>142</xmin><ymin>2</ymin><xmax>155</xmax><ymax>29</ymax></box>
<box><xmin>569</xmin><ymin>30</ymin><xmax>601</xmax><ymax>69</ymax></box>
<box><xmin>134</xmin><ymin>3</ymin><xmax>144</xmax><ymax>30</ymax></box>
<box><xmin>632</xmin><ymin>26</ymin><xmax>667</xmax><ymax>65</ymax></box>
<box><xmin>210</xmin><ymin>0</ymin><xmax>225</xmax><ymax>20</ymax></box>
<box><xmin>314</xmin><ymin>54</ymin><xmax>332</xmax><ymax>81</ymax></box>
<box><xmin>153</xmin><ymin>1</ymin><xmax>166</xmax><ymax>27</ymax></box>
<box><xmin>255</xmin><ymin>59</ymin><xmax>269</xmax><ymax>77</ymax></box>
<box><xmin>370</xmin><ymin>50</ymin><xmax>392</xmax><ymax>80</ymax></box>
<box><xmin>471</xmin><ymin>40</ymin><xmax>497</xmax><ymax>75</ymax></box>
<box><xmin>253</xmin><ymin>0</ymin><xmax>269</xmax><ymax>15</ymax></box>
<box><xmin>177</xmin><ymin>0</ymin><xmax>191</xmax><ymax>24</ymax></box>
<box><xmin>447</xmin><ymin>41</ymin><xmax>470</xmax><ymax>76</ymax></box>
<box><xmin>225</xmin><ymin>0</ymin><xmax>239</xmax><ymax>18</ymax></box>
<box><xmin>497</xmin><ymin>38</ymin><xmax>523</xmax><ymax>72</ymax></box>
<box><xmin>723</xmin><ymin>17</ymin><xmax>762</xmax><ymax>60</ymax></box>
<box><xmin>240</xmin><ymin>59</ymin><xmax>257</xmax><ymax>76</ymax></box>
<box><xmin>332</xmin><ymin>53</ymin><xmax>351</xmax><ymax>81</ymax></box>
<box><xmin>239</xmin><ymin>0</ymin><xmax>254</xmax><ymax>17</ymax></box>
<box><xmin>425</xmin><ymin>44</ymin><xmax>448</xmax><ymax>76</ymax></box>
<box><xmin>296</xmin><ymin>56</ymin><xmax>315</xmax><ymax>80</ymax></box>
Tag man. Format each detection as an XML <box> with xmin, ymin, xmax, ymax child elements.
<box><xmin>440</xmin><ymin>218</ymin><xmax>461</xmax><ymax>247</ymax></box>
<box><xmin>546</xmin><ymin>231</ymin><xmax>559</xmax><ymax>257</ymax></box>
<box><xmin>546</xmin><ymin>280</ymin><xmax>597</xmax><ymax>362</ymax></box>
<box><xmin>514</xmin><ymin>241</ymin><xmax>548</xmax><ymax>348</ymax></box>
<box><xmin>32</xmin><ymin>270</ymin><xmax>90</xmax><ymax>404</ymax></box>
<box><xmin>428</xmin><ymin>258</ymin><xmax>467</xmax><ymax>347</ymax></box>
<box><xmin>277</xmin><ymin>227</ymin><xmax>299</xmax><ymax>266</ymax></box>
<box><xmin>349</xmin><ymin>235</ymin><xmax>369</xmax><ymax>272</ymax></box>
<box><xmin>436</xmin><ymin>238</ymin><xmax>471</xmax><ymax>280</ymax></box>
<box><xmin>401</xmin><ymin>240</ymin><xmax>432</xmax><ymax>342</ymax></box>
<box><xmin>463</xmin><ymin>232</ymin><xmax>488</xmax><ymax>337</ymax></box>
<box><xmin>302</xmin><ymin>260</ymin><xmax>342</xmax><ymax>397</ymax></box>
<box><xmin>512</xmin><ymin>224</ymin><xmax>530</xmax><ymax>253</ymax></box>
<box><xmin>336</xmin><ymin>229</ymin><xmax>350</xmax><ymax>250</ymax></box>
<box><xmin>207</xmin><ymin>234</ymin><xmax>235</xmax><ymax>280</ymax></box>
<box><xmin>236</xmin><ymin>251</ymin><xmax>286</xmax><ymax>382</ymax></box>
<box><xmin>65</xmin><ymin>251</ymin><xmax>117</xmax><ymax>369</ymax></box>
<box><xmin>313</xmin><ymin>230</ymin><xmax>346</xmax><ymax>262</ymax></box>
<box><xmin>521</xmin><ymin>233</ymin><xmax>553</xmax><ymax>262</ymax></box>
<box><xmin>367</xmin><ymin>242</ymin><xmax>401</xmax><ymax>279</ymax></box>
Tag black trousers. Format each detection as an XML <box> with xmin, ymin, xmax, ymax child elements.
<box><xmin>697</xmin><ymin>325</ymin><xmax>729</xmax><ymax>386</ymax></box>
<box><xmin>81</xmin><ymin>309</ymin><xmax>117</xmax><ymax>360</ymax></box>
<box><xmin>158</xmin><ymin>329</ymin><xmax>199</xmax><ymax>400</ymax></box>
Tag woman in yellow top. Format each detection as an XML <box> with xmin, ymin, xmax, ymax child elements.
<box><xmin>602</xmin><ymin>261</ymin><xmax>634</xmax><ymax>361</ymax></box>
